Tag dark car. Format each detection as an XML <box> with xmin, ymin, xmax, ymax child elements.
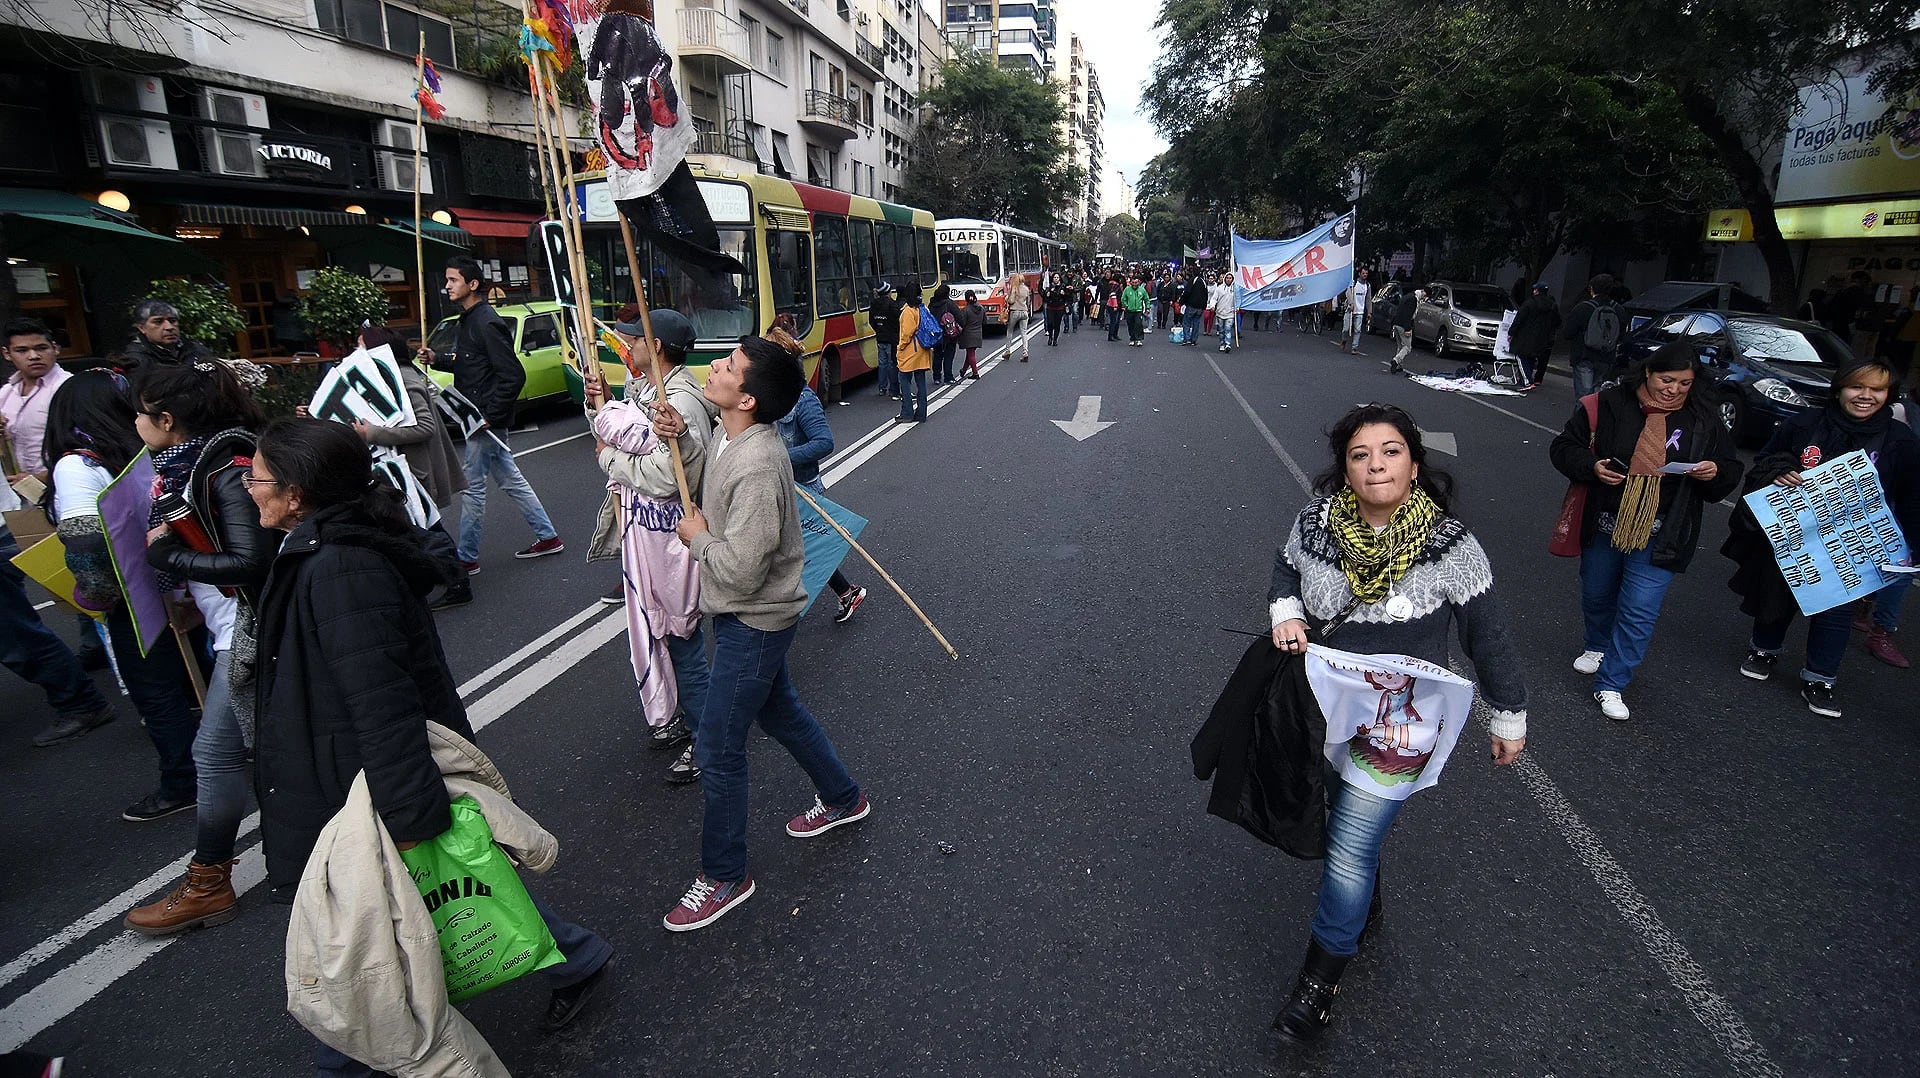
<box><xmin>1621</xmin><ymin>311</ymin><xmax>1850</xmax><ymax>445</ymax></box>
<box><xmin>1366</xmin><ymin>281</ymin><xmax>1403</xmax><ymax>336</ymax></box>
<box><xmin>1623</xmin><ymin>281</ymin><xmax>1771</xmax><ymax>334</ymax></box>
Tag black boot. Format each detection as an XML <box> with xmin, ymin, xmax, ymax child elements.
<box><xmin>1272</xmin><ymin>939</ymin><xmax>1351</xmax><ymax>1043</ymax></box>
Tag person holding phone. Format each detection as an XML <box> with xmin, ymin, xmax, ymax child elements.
<box><xmin>1549</xmin><ymin>343</ymin><xmax>1742</xmax><ymax>721</ymax></box>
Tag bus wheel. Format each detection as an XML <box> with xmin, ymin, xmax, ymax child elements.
<box><xmin>820</xmin><ymin>349</ymin><xmax>842</xmax><ymax>404</ymax></box>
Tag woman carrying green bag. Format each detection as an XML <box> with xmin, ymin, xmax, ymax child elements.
<box><xmin>247</xmin><ymin>419</ymin><xmax>615</xmax><ymax>1076</ymax></box>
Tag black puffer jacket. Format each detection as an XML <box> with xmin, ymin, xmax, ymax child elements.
<box><xmin>145</xmin><ymin>428</ymin><xmax>275</xmax><ymax>606</ymax></box>
<box><xmin>117</xmin><ymin>336</ymin><xmax>212</xmax><ymax>376</ymax></box>
<box><xmin>251</xmin><ymin>504</ymin><xmax>473</xmax><ymax>890</ymax></box>
<box><xmin>1548</xmin><ymin>384</ymin><xmax>1744</xmax><ymax>572</ymax></box>
<box><xmin>433</xmin><ymin>302</ymin><xmax>524</xmax><ymax>432</ymax></box>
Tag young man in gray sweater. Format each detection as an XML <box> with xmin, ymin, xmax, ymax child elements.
<box><xmin>652</xmin><ymin>334</ymin><xmax>870</xmax><ymax>932</ymax></box>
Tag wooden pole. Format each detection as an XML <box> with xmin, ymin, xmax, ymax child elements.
<box><xmin>172</xmin><ymin>623</ymin><xmax>207</xmax><ymax>709</ymax></box>
<box><xmin>793</xmin><ymin>485</ymin><xmax>958</xmax><ymax>660</ymax></box>
<box><xmin>413</xmin><ymin>34</ymin><xmax>429</xmax><ymax>352</ymax></box>
<box><xmin>527</xmin><ymin>51</ymin><xmax>597</xmax><ymax>391</ymax></box>
<box><xmin>614</xmin><ymin>210</ymin><xmax>694</xmax><ymax>506</ymax></box>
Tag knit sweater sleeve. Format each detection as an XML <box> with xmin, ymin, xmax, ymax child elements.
<box><xmin>1449</xmin><ymin>531</ymin><xmax>1528</xmax><ymax>740</ymax></box>
<box><xmin>1265</xmin><ymin>508</ymin><xmax>1309</xmax><ymax>627</ymax></box>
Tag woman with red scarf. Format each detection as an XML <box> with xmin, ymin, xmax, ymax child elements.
<box><xmin>1549</xmin><ymin>343</ymin><xmax>1743</xmax><ymax>722</ymax></box>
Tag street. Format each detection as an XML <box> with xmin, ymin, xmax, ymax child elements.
<box><xmin>3</xmin><ymin>317</ymin><xmax>1914</xmax><ymax>1078</ymax></box>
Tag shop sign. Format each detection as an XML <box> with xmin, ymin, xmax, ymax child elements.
<box><xmin>1776</xmin><ymin>70</ymin><xmax>1920</xmax><ymax>204</ymax></box>
<box><xmin>1704</xmin><ymin>209</ymin><xmax>1753</xmax><ymax>242</ymax></box>
<box><xmin>1705</xmin><ymin>199</ymin><xmax>1920</xmax><ymax>242</ymax></box>
<box><xmin>257</xmin><ymin>138</ymin><xmax>349</xmax><ymax>185</ymax></box>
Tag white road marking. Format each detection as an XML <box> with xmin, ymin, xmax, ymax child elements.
<box><xmin>1216</xmin><ymin>357</ymin><xmax>1781</xmax><ymax>1078</ymax></box>
<box><xmin>1420</xmin><ymin>429</ymin><xmax>1458</xmax><ymax>456</ymax></box>
<box><xmin>515</xmin><ymin>430</ymin><xmax>591</xmax><ymax>456</ymax></box>
<box><xmin>1051</xmin><ymin>396</ymin><xmax>1115</xmax><ymax>442</ymax></box>
<box><xmin>32</xmin><ymin>600</ymin><xmax>51</xmax><ymax>611</ymax></box>
<box><xmin>457</xmin><ymin>601</ymin><xmax>607</xmax><ymax>697</ymax></box>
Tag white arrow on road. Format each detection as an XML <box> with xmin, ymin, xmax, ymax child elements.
<box><xmin>1421</xmin><ymin>428</ymin><xmax>1457</xmax><ymax>457</ymax></box>
<box><xmin>1051</xmin><ymin>395</ymin><xmax>1116</xmax><ymax>441</ymax></box>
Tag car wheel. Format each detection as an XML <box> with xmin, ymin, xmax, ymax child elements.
<box><xmin>1434</xmin><ymin>330</ymin><xmax>1450</xmax><ymax>359</ymax></box>
<box><xmin>1717</xmin><ymin>395</ymin><xmax>1741</xmax><ymax>436</ymax></box>
<box><xmin>820</xmin><ymin>349</ymin><xmax>841</xmax><ymax>402</ymax></box>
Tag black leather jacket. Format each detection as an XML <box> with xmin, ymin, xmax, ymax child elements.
<box><xmin>146</xmin><ymin>428</ymin><xmax>276</xmax><ymax>606</ymax></box>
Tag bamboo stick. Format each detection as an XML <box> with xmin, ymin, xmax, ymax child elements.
<box><xmin>793</xmin><ymin>485</ymin><xmax>958</xmax><ymax>660</ymax></box>
<box><xmin>412</xmin><ymin>33</ymin><xmax>429</xmax><ymax>352</ymax></box>
<box><xmin>613</xmin><ymin>211</ymin><xmax>694</xmax><ymax>506</ymax></box>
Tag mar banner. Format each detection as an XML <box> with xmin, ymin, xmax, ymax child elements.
<box><xmin>1233</xmin><ymin>212</ymin><xmax>1356</xmax><ymax>312</ymax></box>
<box><xmin>1305</xmin><ymin>644</ymin><xmax>1475</xmax><ymax>802</ymax></box>
<box><xmin>797</xmin><ymin>487</ymin><xmax>867</xmax><ymax>617</ymax></box>
<box><xmin>1742</xmin><ymin>449</ymin><xmax>1913</xmax><ymax>616</ymax></box>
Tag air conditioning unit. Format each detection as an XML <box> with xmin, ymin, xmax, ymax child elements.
<box><xmin>377</xmin><ymin>150</ymin><xmax>434</xmax><ymax>194</ymax></box>
<box><xmin>201</xmin><ymin>128</ymin><xmax>264</xmax><ymax>177</ymax></box>
<box><xmin>89</xmin><ymin>70</ymin><xmax>166</xmax><ymax>115</ymax></box>
<box><xmin>375</xmin><ymin>119</ymin><xmax>418</xmax><ymax>152</ymax></box>
<box><xmin>196</xmin><ymin>87</ymin><xmax>269</xmax><ymax>129</ymax></box>
<box><xmin>96</xmin><ymin>115</ymin><xmax>178</xmax><ymax>170</ymax></box>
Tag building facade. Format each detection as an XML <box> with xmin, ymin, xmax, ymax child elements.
<box><xmin>1053</xmin><ymin>34</ymin><xmax>1102</xmax><ymax>233</ymax></box>
<box><xmin>940</xmin><ymin>2</ymin><xmax>1057</xmax><ymax>81</ymax></box>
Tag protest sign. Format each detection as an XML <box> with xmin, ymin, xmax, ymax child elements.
<box><xmin>1743</xmin><ymin>449</ymin><xmax>1913</xmax><ymax>616</ymax></box>
<box><xmin>1305</xmin><ymin>645</ymin><xmax>1475</xmax><ymax>802</ymax></box>
<box><xmin>98</xmin><ymin>451</ymin><xmax>167</xmax><ymax>654</ymax></box>
<box><xmin>370</xmin><ymin>447</ymin><xmax>441</xmax><ymax>529</ymax></box>
<box><xmin>1232</xmin><ymin>213</ymin><xmax>1357</xmax><ymax>313</ymax></box>
<box><xmin>797</xmin><ymin>486</ymin><xmax>868</xmax><ymax>616</ymax></box>
<box><xmin>308</xmin><ymin>346</ymin><xmax>415</xmax><ymax>428</ymax></box>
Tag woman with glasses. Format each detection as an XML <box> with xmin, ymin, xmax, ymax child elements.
<box><xmin>122</xmin><ymin>360</ymin><xmax>275</xmax><ymax>935</ymax></box>
<box><xmin>1264</xmin><ymin>402</ymin><xmax>1529</xmax><ymax>1044</ymax></box>
<box><xmin>43</xmin><ymin>370</ymin><xmax>203</xmax><ymax>822</ymax></box>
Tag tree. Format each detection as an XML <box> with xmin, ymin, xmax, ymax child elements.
<box><xmin>902</xmin><ymin>51</ymin><xmax>1083</xmax><ymax>231</ymax></box>
<box><xmin>1098</xmin><ymin>214</ymin><xmax>1145</xmax><ymax>259</ymax></box>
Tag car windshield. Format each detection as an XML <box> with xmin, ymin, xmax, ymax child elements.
<box><xmin>1451</xmin><ymin>288</ymin><xmax>1506</xmax><ymax>313</ymax></box>
<box><xmin>938</xmin><ymin>239</ymin><xmax>999</xmax><ymax>285</ymax></box>
<box><xmin>1728</xmin><ymin>320</ymin><xmax>1843</xmax><ymax>366</ymax></box>
<box><xmin>645</xmin><ymin>228</ymin><xmax>756</xmax><ymax>342</ymax></box>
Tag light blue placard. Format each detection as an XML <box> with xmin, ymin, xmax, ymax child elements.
<box><xmin>1742</xmin><ymin>449</ymin><xmax>1912</xmax><ymax>616</ymax></box>
<box><xmin>797</xmin><ymin>486</ymin><xmax>868</xmax><ymax>617</ymax></box>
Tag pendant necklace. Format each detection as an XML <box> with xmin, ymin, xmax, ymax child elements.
<box><xmin>1384</xmin><ymin>573</ymin><xmax>1413</xmax><ymax>622</ymax></box>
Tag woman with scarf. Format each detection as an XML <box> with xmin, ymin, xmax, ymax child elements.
<box><xmin>1722</xmin><ymin>357</ymin><xmax>1920</xmax><ymax>717</ymax></box>
<box><xmin>1265</xmin><ymin>403</ymin><xmax>1529</xmax><ymax>1043</ymax></box>
<box><xmin>1549</xmin><ymin>343</ymin><xmax>1742</xmax><ymax>721</ymax></box>
<box><xmin>123</xmin><ymin>360</ymin><xmax>276</xmax><ymax>934</ymax></box>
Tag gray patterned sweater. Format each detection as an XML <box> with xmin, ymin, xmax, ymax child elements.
<box><xmin>1266</xmin><ymin>497</ymin><xmax>1529</xmax><ymax>740</ymax></box>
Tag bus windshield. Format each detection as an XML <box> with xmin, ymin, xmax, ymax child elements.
<box><xmin>939</xmin><ymin>238</ymin><xmax>1000</xmax><ymax>285</ymax></box>
<box><xmin>646</xmin><ymin>228</ymin><xmax>756</xmax><ymax>341</ymax></box>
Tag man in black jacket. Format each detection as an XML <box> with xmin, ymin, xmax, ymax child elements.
<box><xmin>867</xmin><ymin>282</ymin><xmax>900</xmax><ymax>400</ymax></box>
<box><xmin>1562</xmin><ymin>273</ymin><xmax>1624</xmax><ymax>399</ymax></box>
<box><xmin>1179</xmin><ymin>274</ymin><xmax>1208</xmax><ymax>346</ymax></box>
<box><xmin>420</xmin><ymin>256</ymin><xmax>562</xmax><ymax>574</ymax></box>
<box><xmin>118</xmin><ymin>299</ymin><xmax>213</xmax><ymax>374</ymax></box>
<box><xmin>1508</xmin><ymin>282</ymin><xmax>1562</xmax><ymax>390</ymax></box>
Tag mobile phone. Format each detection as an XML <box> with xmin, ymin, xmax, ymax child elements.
<box><xmin>1604</xmin><ymin>457</ymin><xmax>1628</xmax><ymax>473</ymax></box>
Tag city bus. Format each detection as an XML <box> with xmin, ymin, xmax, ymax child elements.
<box><xmin>563</xmin><ymin>165</ymin><xmax>939</xmax><ymax>402</ymax></box>
<box><xmin>934</xmin><ymin>218</ymin><xmax>1066</xmax><ymax>326</ymax></box>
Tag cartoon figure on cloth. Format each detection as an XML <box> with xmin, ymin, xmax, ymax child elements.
<box><xmin>586</xmin><ymin>2</ymin><xmax>682</xmax><ymax>170</ymax></box>
<box><xmin>1349</xmin><ymin>669</ymin><xmax>1438</xmax><ymax>783</ymax></box>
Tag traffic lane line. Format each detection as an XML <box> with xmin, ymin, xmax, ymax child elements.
<box><xmin>820</xmin><ymin>321</ymin><xmax>1042</xmax><ymax>473</ymax></box>
<box><xmin>0</xmin><ymin>608</ymin><xmax>628</xmax><ymax>1053</ymax></box>
<box><xmin>1207</xmin><ymin>356</ymin><xmax>1782</xmax><ymax>1078</ymax></box>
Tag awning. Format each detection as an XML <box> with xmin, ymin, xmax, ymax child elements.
<box><xmin>389</xmin><ymin>217</ymin><xmax>477</xmax><ymax>248</ymax></box>
<box><xmin>1</xmin><ymin>209</ymin><xmax>222</xmax><ymax>277</ymax></box>
<box><xmin>447</xmin><ymin>207</ymin><xmax>543</xmax><ymax>239</ymax></box>
<box><xmin>0</xmin><ymin>189</ymin><xmax>107</xmax><ymax>216</ymax></box>
<box><xmin>771</xmin><ymin>139</ymin><xmax>794</xmax><ymax>179</ymax></box>
<box><xmin>311</xmin><ymin>223</ymin><xmax>469</xmax><ymax>271</ymax></box>
<box><xmin>175</xmin><ymin>203</ymin><xmax>369</xmax><ymax>229</ymax></box>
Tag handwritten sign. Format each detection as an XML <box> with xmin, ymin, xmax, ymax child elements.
<box><xmin>308</xmin><ymin>346</ymin><xmax>416</xmax><ymax>428</ymax></box>
<box><xmin>1743</xmin><ymin>449</ymin><xmax>1912</xmax><ymax>616</ymax></box>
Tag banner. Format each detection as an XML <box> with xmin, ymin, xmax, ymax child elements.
<box><xmin>308</xmin><ymin>346</ymin><xmax>416</xmax><ymax>428</ymax></box>
<box><xmin>1305</xmin><ymin>645</ymin><xmax>1474</xmax><ymax>802</ymax></box>
<box><xmin>432</xmin><ymin>383</ymin><xmax>489</xmax><ymax>441</ymax></box>
<box><xmin>98</xmin><ymin>451</ymin><xmax>167</xmax><ymax>655</ymax></box>
<box><xmin>1742</xmin><ymin>449</ymin><xmax>1912</xmax><ymax>616</ymax></box>
<box><xmin>797</xmin><ymin>486</ymin><xmax>867</xmax><ymax>617</ymax></box>
<box><xmin>370</xmin><ymin>447</ymin><xmax>442</xmax><ymax>530</ymax></box>
<box><xmin>1776</xmin><ymin>70</ymin><xmax>1920</xmax><ymax>205</ymax></box>
<box><xmin>1233</xmin><ymin>212</ymin><xmax>1356</xmax><ymax>312</ymax></box>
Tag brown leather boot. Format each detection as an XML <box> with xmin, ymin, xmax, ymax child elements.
<box><xmin>125</xmin><ymin>860</ymin><xmax>239</xmax><ymax>937</ymax></box>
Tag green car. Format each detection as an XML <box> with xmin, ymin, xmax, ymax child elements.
<box><xmin>424</xmin><ymin>300</ymin><xmax>573</xmax><ymax>405</ymax></box>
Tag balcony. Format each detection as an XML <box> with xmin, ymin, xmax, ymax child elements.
<box><xmin>801</xmin><ymin>90</ymin><xmax>861</xmax><ymax>140</ymax></box>
<box><xmin>785</xmin><ymin>0</ymin><xmax>810</xmax><ymax>14</ymax></box>
<box><xmin>678</xmin><ymin>6</ymin><xmax>751</xmax><ymax>76</ymax></box>
<box><xmin>854</xmin><ymin>34</ymin><xmax>885</xmax><ymax>78</ymax></box>
<box><xmin>690</xmin><ymin>127</ymin><xmax>759</xmax><ymax>166</ymax></box>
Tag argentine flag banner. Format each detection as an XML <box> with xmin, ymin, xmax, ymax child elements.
<box><xmin>1232</xmin><ymin>212</ymin><xmax>1357</xmax><ymax>312</ymax></box>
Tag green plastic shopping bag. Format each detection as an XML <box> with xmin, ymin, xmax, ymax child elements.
<box><xmin>397</xmin><ymin>796</ymin><xmax>563</xmax><ymax>1002</ymax></box>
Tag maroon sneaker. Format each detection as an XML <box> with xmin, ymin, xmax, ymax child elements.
<box><xmin>1865</xmin><ymin>626</ymin><xmax>1910</xmax><ymax>669</ymax></box>
<box><xmin>662</xmin><ymin>875</ymin><xmax>754</xmax><ymax>932</ymax></box>
<box><xmin>786</xmin><ymin>794</ymin><xmax>871</xmax><ymax>838</ymax></box>
<box><xmin>460</xmin><ymin>560</ymin><xmax>481</xmax><ymax>576</ymax></box>
<box><xmin>515</xmin><ymin>536</ymin><xmax>565</xmax><ymax>559</ymax></box>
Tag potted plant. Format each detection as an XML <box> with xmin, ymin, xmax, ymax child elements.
<box><xmin>297</xmin><ymin>267</ymin><xmax>391</xmax><ymax>355</ymax></box>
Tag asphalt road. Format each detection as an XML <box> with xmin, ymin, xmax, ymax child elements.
<box><xmin>2</xmin><ymin>314</ymin><xmax>1915</xmax><ymax>1077</ymax></box>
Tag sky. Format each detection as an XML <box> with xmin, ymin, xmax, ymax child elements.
<box><xmin>1059</xmin><ymin>0</ymin><xmax>1168</xmax><ymax>213</ymax></box>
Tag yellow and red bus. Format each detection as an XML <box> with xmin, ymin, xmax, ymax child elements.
<box><xmin>565</xmin><ymin>166</ymin><xmax>938</xmax><ymax>401</ymax></box>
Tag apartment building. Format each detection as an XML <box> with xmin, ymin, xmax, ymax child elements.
<box><xmin>1054</xmin><ymin>33</ymin><xmax>1103</xmax><ymax>232</ymax></box>
<box><xmin>941</xmin><ymin>1</ymin><xmax>1058</xmax><ymax>81</ymax></box>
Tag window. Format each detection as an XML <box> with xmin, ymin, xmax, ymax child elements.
<box><xmin>742</xmin><ymin>13</ymin><xmax>761</xmax><ymax>66</ymax></box>
<box><xmin>645</xmin><ymin>229</ymin><xmax>756</xmax><ymax>341</ymax></box>
<box><xmin>861</xmin><ymin>89</ymin><xmax>874</xmax><ymax>126</ymax></box>
<box><xmin>809</xmin><ymin>52</ymin><xmax>826</xmax><ymax>91</ymax></box>
<box><xmin>916</xmin><ymin>227</ymin><xmax>935</xmax><ymax>281</ymax></box>
<box><xmin>314</xmin><ymin>1</ymin><xmax>453</xmax><ymax>66</ymax></box>
<box><xmin>836</xmin><ymin>0</ymin><xmax>851</xmax><ymax>19</ymax></box>
<box><xmin>519</xmin><ymin>313</ymin><xmax>562</xmax><ymax>352</ymax></box>
<box><xmin>813</xmin><ymin>216</ymin><xmax>852</xmax><ymax>316</ymax></box>
<box><xmin>766</xmin><ymin>229</ymin><xmax>814</xmax><ymax>337</ymax></box>
<box><xmin>875</xmin><ymin>222</ymin><xmax>907</xmax><ymax>283</ymax></box>
<box><xmin>848</xmin><ymin>218</ymin><xmax>875</xmax><ymax>307</ymax></box>
<box><xmin>830</xmin><ymin>65</ymin><xmax>845</xmax><ymax>99</ymax></box>
<box><xmin>765</xmin><ymin>29</ymin><xmax>786</xmax><ymax>80</ymax></box>
<box><xmin>945</xmin><ymin>4</ymin><xmax>968</xmax><ymax>22</ymax></box>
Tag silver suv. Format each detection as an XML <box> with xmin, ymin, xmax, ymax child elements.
<box><xmin>1413</xmin><ymin>281</ymin><xmax>1509</xmax><ymax>357</ymax></box>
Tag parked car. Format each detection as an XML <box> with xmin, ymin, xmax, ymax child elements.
<box><xmin>1620</xmin><ymin>310</ymin><xmax>1849</xmax><ymax>445</ymax></box>
<box><xmin>1622</xmin><ymin>280</ymin><xmax>1770</xmax><ymax>334</ymax></box>
<box><xmin>1366</xmin><ymin>281</ymin><xmax>1403</xmax><ymax>336</ymax></box>
<box><xmin>424</xmin><ymin>300</ymin><xmax>574</xmax><ymax>407</ymax></box>
<box><xmin>1413</xmin><ymin>281</ymin><xmax>1509</xmax><ymax>357</ymax></box>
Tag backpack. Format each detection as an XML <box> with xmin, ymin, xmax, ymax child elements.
<box><xmin>940</xmin><ymin>310</ymin><xmax>960</xmax><ymax>340</ymax></box>
<box><xmin>912</xmin><ymin>308</ymin><xmax>943</xmax><ymax>349</ymax></box>
<box><xmin>1583</xmin><ymin>301</ymin><xmax>1622</xmax><ymax>355</ymax></box>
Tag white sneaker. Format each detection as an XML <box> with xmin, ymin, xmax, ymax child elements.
<box><xmin>1594</xmin><ymin>690</ymin><xmax>1630</xmax><ymax>721</ymax></box>
<box><xmin>1572</xmin><ymin>650</ymin><xmax>1605</xmax><ymax>675</ymax></box>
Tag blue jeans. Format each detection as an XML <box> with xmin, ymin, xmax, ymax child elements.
<box><xmin>1573</xmin><ymin>359</ymin><xmax>1617</xmax><ymax>400</ymax></box>
<box><xmin>876</xmin><ymin>340</ymin><xmax>898</xmax><ymax>395</ymax></box>
<box><xmin>1751</xmin><ymin>605</ymin><xmax>1854</xmax><ymax>685</ymax></box>
<box><xmin>194</xmin><ymin>650</ymin><xmax>251</xmax><ymax>863</ymax></box>
<box><xmin>665</xmin><ymin>625</ymin><xmax>709</xmax><ymax>727</ymax></box>
<box><xmin>457</xmin><ymin>434</ymin><xmax>557</xmax><ymax>563</ymax></box>
<box><xmin>105</xmin><ymin>604</ymin><xmax>200</xmax><ymax>800</ymax></box>
<box><xmin>312</xmin><ymin>893</ymin><xmax>612</xmax><ymax>1076</ymax></box>
<box><xmin>1107</xmin><ymin>307</ymin><xmax>1121</xmax><ymax>339</ymax></box>
<box><xmin>1181</xmin><ymin>308</ymin><xmax>1201</xmax><ymax>343</ymax></box>
<box><xmin>696</xmin><ymin>615</ymin><xmax>859</xmax><ymax>882</ymax></box>
<box><xmin>1347</xmin><ymin>312</ymin><xmax>1365</xmax><ymax>350</ymax></box>
<box><xmin>0</xmin><ymin>525</ymin><xmax>110</xmax><ymax>720</ymax></box>
<box><xmin>1872</xmin><ymin>574</ymin><xmax>1911</xmax><ymax>631</ymax></box>
<box><xmin>897</xmin><ymin>369</ymin><xmax>928</xmax><ymax>421</ymax></box>
<box><xmin>1311</xmin><ymin>778</ymin><xmax>1405</xmax><ymax>956</ymax></box>
<box><xmin>1219</xmin><ymin>314</ymin><xmax>1237</xmax><ymax>349</ymax></box>
<box><xmin>1579</xmin><ymin>538</ymin><xmax>1677</xmax><ymax>693</ymax></box>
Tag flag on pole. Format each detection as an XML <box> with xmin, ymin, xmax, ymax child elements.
<box><xmin>416</xmin><ymin>55</ymin><xmax>447</xmax><ymax>119</ymax></box>
<box><xmin>1232</xmin><ymin>211</ymin><xmax>1358</xmax><ymax>312</ymax></box>
<box><xmin>523</xmin><ymin>0</ymin><xmax>577</xmax><ymax>69</ymax></box>
<box><xmin>578</xmin><ymin>0</ymin><xmax>746</xmax><ymax>277</ymax></box>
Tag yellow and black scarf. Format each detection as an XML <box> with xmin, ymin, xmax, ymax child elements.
<box><xmin>1327</xmin><ymin>486</ymin><xmax>1440</xmax><ymax>604</ymax></box>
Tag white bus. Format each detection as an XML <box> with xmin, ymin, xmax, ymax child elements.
<box><xmin>935</xmin><ymin>218</ymin><xmax>1066</xmax><ymax>325</ymax></box>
